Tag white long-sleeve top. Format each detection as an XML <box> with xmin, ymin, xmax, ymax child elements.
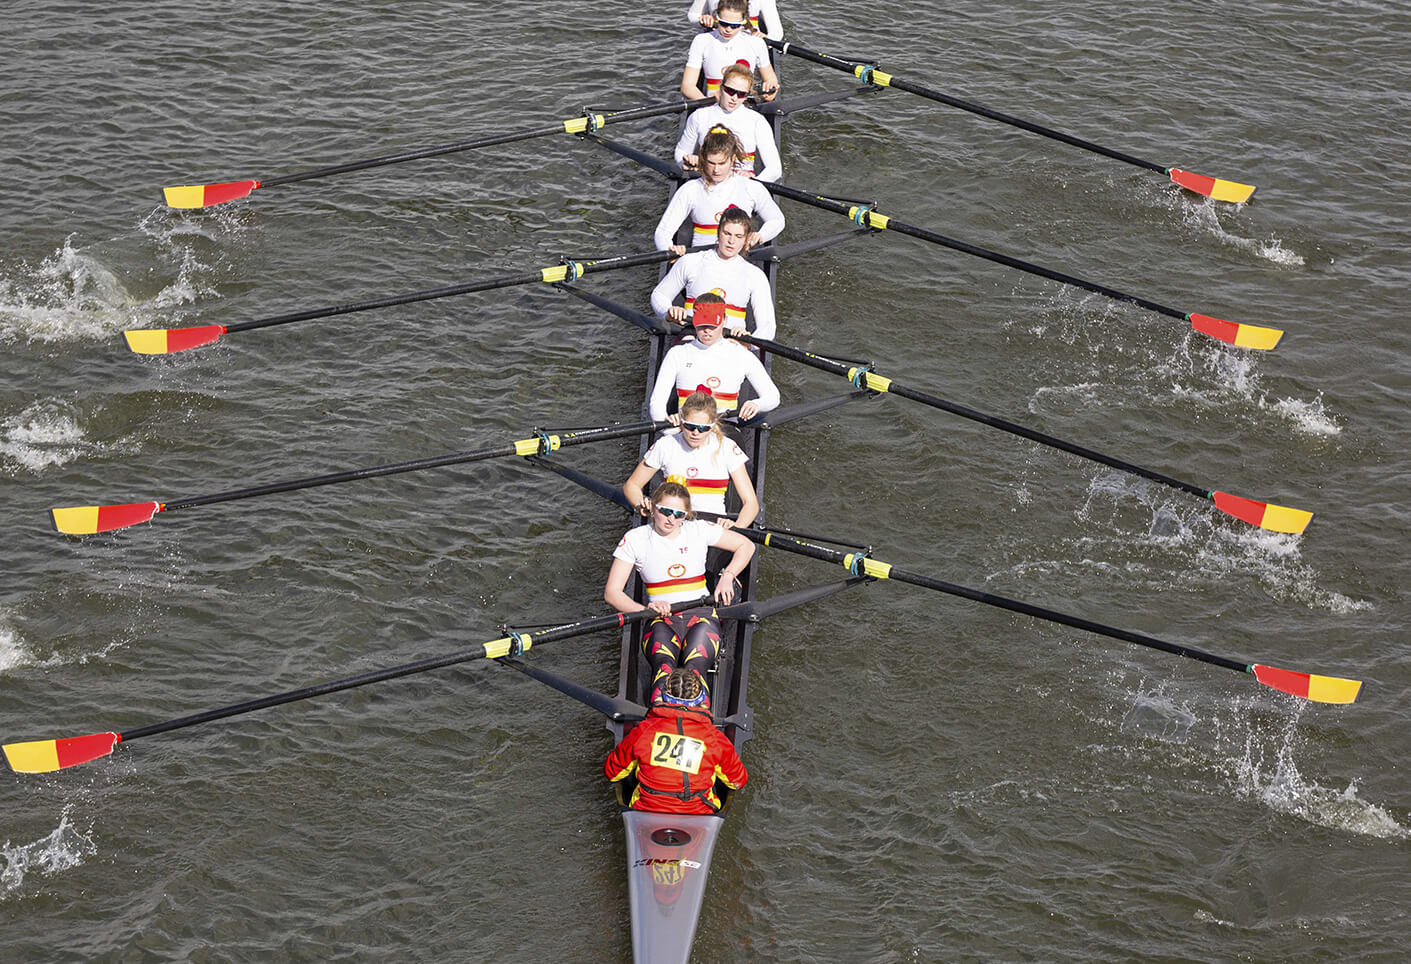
<box><xmin>648</xmin><ymin>337</ymin><xmax>781</xmax><ymax>421</ymax></box>
<box><xmin>649</xmin><ymin>249</ymin><xmax>776</xmax><ymax>340</ymax></box>
<box><xmin>653</xmin><ymin>175</ymin><xmax>785</xmax><ymax>250</ymax></box>
<box><xmin>687</xmin><ymin>0</ymin><xmax>784</xmax><ymax>40</ymax></box>
<box><xmin>685</xmin><ymin>30</ymin><xmax>771</xmax><ymax>95</ymax></box>
<box><xmin>673</xmin><ymin>103</ymin><xmax>782</xmax><ymax>183</ymax></box>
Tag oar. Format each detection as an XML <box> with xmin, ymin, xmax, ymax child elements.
<box><xmin>738</xmin><ymin>528</ymin><xmax>1361</xmax><ymax>704</ymax></box>
<box><xmin>2</xmin><ymin>600</ymin><xmax>710</xmax><ymax>774</ymax></box>
<box><xmin>123</xmin><ymin>250</ymin><xmax>672</xmax><ymax>354</ymax></box>
<box><xmin>738</xmin><ymin>334</ymin><xmax>1310</xmax><ymax>534</ymax></box>
<box><xmin>767</xmin><ymin>38</ymin><xmax>1255</xmax><ymax>204</ymax></box>
<box><xmin>162</xmin><ymin>98</ymin><xmax>711</xmax><ymax>209</ymax></box>
<box><xmin>50</xmin><ymin>420</ymin><xmax>669</xmax><ymax>536</ymax></box>
<box><xmin>764</xmin><ymin>182</ymin><xmax>1282</xmax><ymax>350</ymax></box>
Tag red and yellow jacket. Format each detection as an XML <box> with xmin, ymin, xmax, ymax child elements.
<box><xmin>604</xmin><ymin>705</ymin><xmax>748</xmax><ymax>814</ymax></box>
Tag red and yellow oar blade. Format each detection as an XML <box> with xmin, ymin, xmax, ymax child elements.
<box><xmin>1211</xmin><ymin>492</ymin><xmax>1312</xmax><ymax>535</ymax></box>
<box><xmin>3</xmin><ymin>732</ymin><xmax>122</xmax><ymax>773</ymax></box>
<box><xmin>1251</xmin><ymin>664</ymin><xmax>1361</xmax><ymax>704</ymax></box>
<box><xmin>124</xmin><ymin>324</ymin><xmax>226</xmax><ymax>355</ymax></box>
<box><xmin>1168</xmin><ymin>168</ymin><xmax>1256</xmax><ymax>204</ymax></box>
<box><xmin>51</xmin><ymin>501</ymin><xmax>162</xmax><ymax>535</ymax></box>
<box><xmin>1188</xmin><ymin>312</ymin><xmax>1283</xmax><ymax>351</ymax></box>
<box><xmin>163</xmin><ymin>179</ymin><xmax>260</xmax><ymax>209</ymax></box>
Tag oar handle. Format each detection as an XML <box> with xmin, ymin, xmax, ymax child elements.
<box><xmin>766</xmin><ymin>39</ymin><xmax>1166</xmax><ymax>175</ymax></box>
<box><xmin>165</xmin><ymin>420</ymin><xmax>670</xmax><ymax>513</ymax></box>
<box><xmin>259</xmin><ymin>99</ymin><xmax>710</xmax><ymax>188</ymax></box>
<box><xmin>120</xmin><ymin>601</ymin><xmax>707</xmax><ymax>745</ymax></box>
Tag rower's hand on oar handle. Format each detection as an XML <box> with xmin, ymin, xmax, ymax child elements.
<box><xmin>759</xmin><ymin>86</ymin><xmax>778</xmax><ymax>102</ymax></box>
<box><xmin>668</xmin><ymin>244</ymin><xmax>688</xmax><ymax>257</ymax></box>
<box><xmin>737</xmin><ymin>400</ymin><xmax>760</xmax><ymax>421</ymax></box>
<box><xmin>697</xmin><ymin>14</ymin><xmax>714</xmax><ymax>28</ymax></box>
<box><xmin>647</xmin><ymin>601</ymin><xmax>674</xmax><ymax>616</ymax></box>
<box><xmin>666</xmin><ymin>305</ymin><xmax>692</xmax><ymax>323</ymax></box>
<box><xmin>745</xmin><ymin>231</ymin><xmax>763</xmax><ymax>249</ymax></box>
<box><xmin>681</xmin><ymin>153</ymin><xmax>700</xmax><ymax>172</ymax></box>
<box><xmin>727</xmin><ymin>325</ymin><xmax>749</xmax><ymax>339</ymax></box>
<box><xmin>714</xmin><ymin>571</ymin><xmax>740</xmax><ymax>605</ymax></box>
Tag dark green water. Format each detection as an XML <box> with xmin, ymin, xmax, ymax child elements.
<box><xmin>2</xmin><ymin>2</ymin><xmax>1407</xmax><ymax>960</ymax></box>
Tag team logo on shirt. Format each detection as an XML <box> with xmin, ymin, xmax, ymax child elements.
<box><xmin>706</xmin><ymin>376</ymin><xmax>721</xmax><ymax>389</ymax></box>
<box><xmin>617</xmin><ymin>537</ymin><xmax>626</xmax><ymax>548</ymax></box>
<box><xmin>668</xmin><ymin>563</ymin><xmax>687</xmax><ymax>577</ymax></box>
<box><xmin>687</xmin><ymin>467</ymin><xmax>699</xmax><ymax>477</ymax></box>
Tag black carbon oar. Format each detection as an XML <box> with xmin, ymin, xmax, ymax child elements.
<box><xmin>162</xmin><ymin>98</ymin><xmax>711</xmax><ymax>209</ymax></box>
<box><xmin>766</xmin><ymin>38</ymin><xmax>1256</xmax><ymax>203</ymax></box>
<box><xmin>51</xmin><ymin>420</ymin><xmax>669</xmax><ymax>535</ymax></box>
<box><xmin>737</xmin><ymin>333</ymin><xmax>1312</xmax><ymax>534</ymax></box>
<box><xmin>763</xmin><ymin>181</ymin><xmax>1283</xmax><ymax>350</ymax></box>
<box><xmin>123</xmin><ymin>250</ymin><xmax>673</xmax><ymax>355</ymax></box>
<box><xmin>736</xmin><ymin>528</ymin><xmax>1361</xmax><ymax>704</ymax></box>
<box><xmin>2</xmin><ymin>601</ymin><xmax>707</xmax><ymax>774</ymax></box>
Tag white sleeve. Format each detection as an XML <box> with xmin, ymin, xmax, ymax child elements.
<box><xmin>651</xmin><ymin>256</ymin><xmax>690</xmax><ymax>318</ymax></box>
<box><xmin>648</xmin><ymin>349</ymin><xmax>684</xmax><ymax>421</ymax></box>
<box><xmin>752</xmin><ymin>114</ymin><xmax>783</xmax><ymax>183</ymax></box>
<box><xmin>687</xmin><ymin>0</ymin><xmax>708</xmax><ymax>24</ymax></box>
<box><xmin>740</xmin><ymin>345</ymin><xmax>780</xmax><ymax>411</ymax></box>
<box><xmin>686</xmin><ymin>34</ymin><xmax>708</xmax><ymax>70</ymax></box>
<box><xmin>654</xmin><ymin>182</ymin><xmax>695</xmax><ymax>251</ymax></box>
<box><xmin>674</xmin><ymin>111</ymin><xmax>703</xmax><ymax>168</ymax></box>
<box><xmin>747</xmin><ymin>268</ymin><xmax>775</xmax><ymax>340</ymax></box>
<box><xmin>757</xmin><ymin>0</ymin><xmax>783</xmax><ymax>40</ymax></box>
<box><xmin>612</xmin><ymin>529</ymin><xmax>639</xmax><ymax>566</ymax></box>
<box><xmin>748</xmin><ymin>179</ymin><xmax>784</xmax><ymax>242</ymax></box>
<box><xmin>749</xmin><ymin>36</ymin><xmax>770</xmax><ymax>72</ymax></box>
<box><xmin>642</xmin><ymin>435</ymin><xmax>670</xmax><ymax>471</ymax></box>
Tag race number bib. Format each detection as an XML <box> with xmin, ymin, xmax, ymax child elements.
<box><xmin>651</xmin><ymin>733</ymin><xmax>706</xmax><ymax>774</ymax></box>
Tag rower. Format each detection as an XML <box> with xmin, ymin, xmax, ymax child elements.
<box><xmin>680</xmin><ymin>0</ymin><xmax>778</xmax><ymax>103</ymax></box>
<box><xmin>604</xmin><ymin>478</ymin><xmax>755</xmax><ymax>704</ymax></box>
<box><xmin>655</xmin><ymin>127</ymin><xmax>784</xmax><ymax>253</ymax></box>
<box><xmin>604</xmin><ymin>667</ymin><xmax>748</xmax><ymax>815</ymax></box>
<box><xmin>647</xmin><ymin>295</ymin><xmax>779</xmax><ymax>424</ymax></box>
<box><xmin>675</xmin><ymin>65</ymin><xmax>783</xmax><ymax>183</ymax></box>
<box><xmin>627</xmin><ymin>387</ymin><xmax>761</xmax><ymax>529</ymax></box>
<box><xmin>650</xmin><ymin>208</ymin><xmax>776</xmax><ymax>340</ymax></box>
<box><xmin>687</xmin><ymin>0</ymin><xmax>783</xmax><ymax>40</ymax></box>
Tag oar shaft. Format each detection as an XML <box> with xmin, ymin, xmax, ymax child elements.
<box><xmin>121</xmin><ymin>603</ymin><xmax>696</xmax><ymax>744</ymax></box>
<box><xmin>767</xmin><ymin>39</ymin><xmax>1166</xmax><ymax>175</ymax></box>
<box><xmin>259</xmin><ymin>99</ymin><xmax>708</xmax><ymax>188</ymax></box>
<box><xmin>166</xmin><ymin>420</ymin><xmax>668</xmax><ymax>513</ymax></box>
<box><xmin>740</xmin><ymin>529</ymin><xmax>1248</xmax><ymax>675</ymax></box>
<box><xmin>764</xmin><ymin>183</ymin><xmax>1183</xmax><ymax>320</ymax></box>
<box><xmin>224</xmin><ymin>250</ymin><xmax>671</xmax><ymax>335</ymax></box>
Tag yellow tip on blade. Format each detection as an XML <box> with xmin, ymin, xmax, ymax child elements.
<box><xmin>124</xmin><ymin>329</ymin><xmax>169</xmax><ymax>354</ymax></box>
<box><xmin>1207</xmin><ymin>178</ymin><xmax>1256</xmax><ymax>204</ymax></box>
<box><xmin>1307</xmin><ymin>674</ymin><xmax>1362</xmax><ymax>704</ymax></box>
<box><xmin>4</xmin><ymin>740</ymin><xmax>61</xmax><ymax>773</ymax></box>
<box><xmin>51</xmin><ymin>506</ymin><xmax>101</xmax><ymax>535</ymax></box>
<box><xmin>163</xmin><ymin>185</ymin><xmax>208</xmax><ymax>208</ymax></box>
<box><xmin>1234</xmin><ymin>323</ymin><xmax>1283</xmax><ymax>351</ymax></box>
<box><xmin>1259</xmin><ymin>503</ymin><xmax>1313</xmax><ymax>535</ymax></box>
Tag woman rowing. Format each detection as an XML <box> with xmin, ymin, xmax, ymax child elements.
<box><xmin>687</xmin><ymin>0</ymin><xmax>783</xmax><ymax>40</ymax></box>
<box><xmin>646</xmin><ymin>293</ymin><xmax>778</xmax><ymax>424</ymax></box>
<box><xmin>675</xmin><ymin>64</ymin><xmax>782</xmax><ymax>183</ymax></box>
<box><xmin>628</xmin><ymin>386</ymin><xmax>761</xmax><ymax>529</ymax></box>
<box><xmin>680</xmin><ymin>0</ymin><xmax>778</xmax><ymax>102</ymax></box>
<box><xmin>650</xmin><ymin>207</ymin><xmax>776</xmax><ymax>339</ymax></box>
<box><xmin>655</xmin><ymin>127</ymin><xmax>784</xmax><ymax>253</ymax></box>
<box><xmin>604</xmin><ymin>478</ymin><xmax>755</xmax><ymax>705</ymax></box>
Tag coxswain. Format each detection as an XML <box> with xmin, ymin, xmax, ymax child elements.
<box><xmin>627</xmin><ymin>387</ymin><xmax>761</xmax><ymax>529</ymax></box>
<box><xmin>655</xmin><ymin>127</ymin><xmax>784</xmax><ymax>252</ymax></box>
<box><xmin>647</xmin><ymin>295</ymin><xmax>779</xmax><ymax>425</ymax></box>
<box><xmin>604</xmin><ymin>667</ymin><xmax>748</xmax><ymax>814</ymax></box>
<box><xmin>687</xmin><ymin>0</ymin><xmax>783</xmax><ymax>40</ymax></box>
<box><xmin>675</xmin><ymin>65</ymin><xmax>783</xmax><ymax>182</ymax></box>
<box><xmin>650</xmin><ymin>208</ymin><xmax>776</xmax><ymax>339</ymax></box>
<box><xmin>604</xmin><ymin>478</ymin><xmax>755</xmax><ymax>705</ymax></box>
<box><xmin>680</xmin><ymin>0</ymin><xmax>779</xmax><ymax>102</ymax></box>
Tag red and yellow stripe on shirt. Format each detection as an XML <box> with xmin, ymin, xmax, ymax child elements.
<box><xmin>692</xmin><ymin>221</ymin><xmax>718</xmax><ymax>242</ymax></box>
<box><xmin>677</xmin><ymin>386</ymin><xmax>739</xmax><ymax>411</ymax></box>
<box><xmin>683</xmin><ymin>297</ymin><xmax>747</xmax><ymax>322</ymax></box>
<box><xmin>705</xmin><ymin>76</ymin><xmax>722</xmax><ymax>93</ymax></box>
<box><xmin>645</xmin><ymin>573</ymin><xmax>708</xmax><ymax>597</ymax></box>
<box><xmin>682</xmin><ymin>475</ymin><xmax>729</xmax><ymax>498</ymax></box>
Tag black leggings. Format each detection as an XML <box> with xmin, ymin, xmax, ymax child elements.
<box><xmin>643</xmin><ymin>607</ymin><xmax>722</xmax><ymax>707</ymax></box>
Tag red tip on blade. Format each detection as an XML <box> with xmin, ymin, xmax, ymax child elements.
<box><xmin>1189</xmin><ymin>313</ymin><xmax>1239</xmax><ymax>344</ymax></box>
<box><xmin>98</xmin><ymin>501</ymin><xmax>162</xmax><ymax>532</ymax></box>
<box><xmin>167</xmin><ymin>325</ymin><xmax>226</xmax><ymax>352</ymax></box>
<box><xmin>1211</xmin><ymin>491</ymin><xmax>1267</xmax><ymax>528</ymax></box>
<box><xmin>203</xmin><ymin>180</ymin><xmax>260</xmax><ymax>206</ymax></box>
<box><xmin>57</xmin><ymin>732</ymin><xmax>122</xmax><ymax>768</ymax></box>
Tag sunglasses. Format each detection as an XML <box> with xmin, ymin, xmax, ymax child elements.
<box><xmin>681</xmin><ymin>420</ymin><xmax>714</xmax><ymax>433</ymax></box>
<box><xmin>716</xmin><ymin>18</ymin><xmax>746</xmax><ymax>29</ymax></box>
<box><xmin>656</xmin><ymin>505</ymin><xmax>688</xmax><ymax>519</ymax></box>
<box><xmin>721</xmin><ymin>86</ymin><xmax>750</xmax><ymax>99</ymax></box>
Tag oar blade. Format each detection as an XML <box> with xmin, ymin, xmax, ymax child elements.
<box><xmin>3</xmin><ymin>732</ymin><xmax>121</xmax><ymax>773</ymax></box>
<box><xmin>1211</xmin><ymin>492</ymin><xmax>1312</xmax><ymax>535</ymax></box>
<box><xmin>1168</xmin><ymin>168</ymin><xmax>1256</xmax><ymax>204</ymax></box>
<box><xmin>163</xmin><ymin>179</ymin><xmax>260</xmax><ymax>209</ymax></box>
<box><xmin>1251</xmin><ymin>664</ymin><xmax>1361</xmax><ymax>704</ymax></box>
<box><xmin>124</xmin><ymin>324</ymin><xmax>226</xmax><ymax>355</ymax></box>
<box><xmin>1188</xmin><ymin>313</ymin><xmax>1283</xmax><ymax>351</ymax></box>
<box><xmin>51</xmin><ymin>501</ymin><xmax>161</xmax><ymax>535</ymax></box>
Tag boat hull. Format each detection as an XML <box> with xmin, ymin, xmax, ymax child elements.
<box><xmin>623</xmin><ymin>811</ymin><xmax>726</xmax><ymax>964</ymax></box>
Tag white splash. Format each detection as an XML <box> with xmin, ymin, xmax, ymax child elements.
<box><xmin>0</xmin><ymin>623</ymin><xmax>31</xmax><ymax>673</ymax></box>
<box><xmin>0</xmin><ymin>400</ymin><xmax>87</xmax><ymax>473</ymax></box>
<box><xmin>0</xmin><ymin>815</ymin><xmax>98</xmax><ymax>897</ymax></box>
<box><xmin>1177</xmin><ymin>196</ymin><xmax>1305</xmax><ymax>267</ymax></box>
